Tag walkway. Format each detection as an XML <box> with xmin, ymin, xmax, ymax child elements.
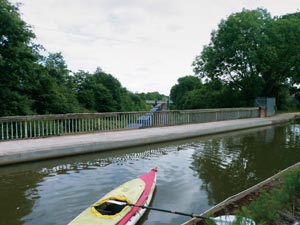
<box><xmin>0</xmin><ymin>113</ymin><xmax>299</xmax><ymax>166</ymax></box>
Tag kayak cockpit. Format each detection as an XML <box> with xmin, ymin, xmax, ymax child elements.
<box><xmin>91</xmin><ymin>196</ymin><xmax>132</xmax><ymax>219</ymax></box>
<box><xmin>94</xmin><ymin>201</ymin><xmax>127</xmax><ymax>215</ymax></box>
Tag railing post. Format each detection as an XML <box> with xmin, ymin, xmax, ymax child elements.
<box><xmin>24</xmin><ymin>121</ymin><xmax>27</xmax><ymax>138</ymax></box>
<box><xmin>1</xmin><ymin>122</ymin><xmax>3</xmax><ymax>140</ymax></box>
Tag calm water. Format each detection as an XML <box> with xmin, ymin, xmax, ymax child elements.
<box><xmin>1</xmin><ymin>121</ymin><xmax>300</xmax><ymax>225</ymax></box>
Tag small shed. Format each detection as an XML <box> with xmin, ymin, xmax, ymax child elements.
<box><xmin>255</xmin><ymin>97</ymin><xmax>276</xmax><ymax>116</ymax></box>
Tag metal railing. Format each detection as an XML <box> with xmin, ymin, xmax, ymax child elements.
<box><xmin>0</xmin><ymin>107</ymin><xmax>259</xmax><ymax>141</ymax></box>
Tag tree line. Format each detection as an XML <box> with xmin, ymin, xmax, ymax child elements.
<box><xmin>1</xmin><ymin>1</ymin><xmax>299</xmax><ymax>116</ymax></box>
<box><xmin>0</xmin><ymin>0</ymin><xmax>166</xmax><ymax>116</ymax></box>
<box><xmin>170</xmin><ymin>9</ymin><xmax>300</xmax><ymax>110</ymax></box>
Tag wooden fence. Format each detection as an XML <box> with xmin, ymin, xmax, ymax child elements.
<box><xmin>0</xmin><ymin>107</ymin><xmax>259</xmax><ymax>141</ymax></box>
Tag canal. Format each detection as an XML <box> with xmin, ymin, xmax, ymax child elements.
<box><xmin>1</xmin><ymin>120</ymin><xmax>300</xmax><ymax>225</ymax></box>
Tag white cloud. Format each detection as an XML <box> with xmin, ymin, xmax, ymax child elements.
<box><xmin>10</xmin><ymin>0</ymin><xmax>300</xmax><ymax>95</ymax></box>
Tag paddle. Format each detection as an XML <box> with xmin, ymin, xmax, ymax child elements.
<box><xmin>107</xmin><ymin>200</ymin><xmax>255</xmax><ymax>224</ymax></box>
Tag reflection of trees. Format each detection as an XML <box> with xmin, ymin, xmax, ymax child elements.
<box><xmin>0</xmin><ymin>171</ymin><xmax>44</xmax><ymax>225</ymax></box>
<box><xmin>285</xmin><ymin>124</ymin><xmax>300</xmax><ymax>149</ymax></box>
<box><xmin>190</xmin><ymin>123</ymin><xmax>300</xmax><ymax>205</ymax></box>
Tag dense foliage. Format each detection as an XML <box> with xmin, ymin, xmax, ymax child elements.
<box><xmin>170</xmin><ymin>76</ymin><xmax>246</xmax><ymax>109</ymax></box>
<box><xmin>0</xmin><ymin>0</ymin><xmax>39</xmax><ymax>115</ymax></box>
<box><xmin>0</xmin><ymin>0</ymin><xmax>155</xmax><ymax>116</ymax></box>
<box><xmin>171</xmin><ymin>9</ymin><xmax>300</xmax><ymax>110</ymax></box>
<box><xmin>70</xmin><ymin>69</ymin><xmax>150</xmax><ymax>112</ymax></box>
<box><xmin>137</xmin><ymin>92</ymin><xmax>168</xmax><ymax>102</ymax></box>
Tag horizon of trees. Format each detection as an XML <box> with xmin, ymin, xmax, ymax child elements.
<box><xmin>2</xmin><ymin>1</ymin><xmax>300</xmax><ymax>116</ymax></box>
<box><xmin>171</xmin><ymin>9</ymin><xmax>300</xmax><ymax>110</ymax></box>
<box><xmin>0</xmin><ymin>0</ymin><xmax>166</xmax><ymax>117</ymax></box>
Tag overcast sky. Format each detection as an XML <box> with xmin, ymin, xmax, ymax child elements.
<box><xmin>10</xmin><ymin>0</ymin><xmax>299</xmax><ymax>95</ymax></box>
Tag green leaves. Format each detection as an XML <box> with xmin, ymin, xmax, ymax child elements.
<box><xmin>0</xmin><ymin>0</ymin><xmax>151</xmax><ymax>116</ymax></box>
<box><xmin>169</xmin><ymin>76</ymin><xmax>245</xmax><ymax>109</ymax></box>
<box><xmin>76</xmin><ymin>74</ymin><xmax>116</xmax><ymax>112</ymax></box>
<box><xmin>236</xmin><ymin>168</ymin><xmax>300</xmax><ymax>224</ymax></box>
<box><xmin>170</xmin><ymin>76</ymin><xmax>202</xmax><ymax>109</ymax></box>
<box><xmin>192</xmin><ymin>9</ymin><xmax>300</xmax><ymax>109</ymax></box>
<box><xmin>72</xmin><ymin>70</ymin><xmax>150</xmax><ymax>113</ymax></box>
<box><xmin>194</xmin><ymin>9</ymin><xmax>270</xmax><ymax>99</ymax></box>
<box><xmin>0</xmin><ymin>0</ymin><xmax>39</xmax><ymax>116</ymax></box>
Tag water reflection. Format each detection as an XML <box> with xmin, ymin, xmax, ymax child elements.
<box><xmin>0</xmin><ymin>171</ymin><xmax>44</xmax><ymax>225</ymax></box>
<box><xmin>0</xmin><ymin>121</ymin><xmax>300</xmax><ymax>225</ymax></box>
<box><xmin>0</xmin><ymin>143</ymin><xmax>198</xmax><ymax>225</ymax></box>
<box><xmin>190</xmin><ymin>123</ymin><xmax>300</xmax><ymax>205</ymax></box>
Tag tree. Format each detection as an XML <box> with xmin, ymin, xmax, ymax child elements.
<box><xmin>74</xmin><ymin>71</ymin><xmax>120</xmax><ymax>112</ymax></box>
<box><xmin>31</xmin><ymin>53</ymin><xmax>81</xmax><ymax>114</ymax></box>
<box><xmin>170</xmin><ymin>76</ymin><xmax>202</xmax><ymax>109</ymax></box>
<box><xmin>181</xmin><ymin>81</ymin><xmax>244</xmax><ymax>109</ymax></box>
<box><xmin>72</xmin><ymin>70</ymin><xmax>150</xmax><ymax>112</ymax></box>
<box><xmin>43</xmin><ymin>52</ymin><xmax>70</xmax><ymax>83</ymax></box>
<box><xmin>138</xmin><ymin>92</ymin><xmax>168</xmax><ymax>101</ymax></box>
<box><xmin>0</xmin><ymin>0</ymin><xmax>40</xmax><ymax>115</ymax></box>
<box><xmin>120</xmin><ymin>89</ymin><xmax>149</xmax><ymax>111</ymax></box>
<box><xmin>193</xmin><ymin>9</ymin><xmax>270</xmax><ymax>106</ymax></box>
<box><xmin>259</xmin><ymin>12</ymin><xmax>300</xmax><ymax>109</ymax></box>
<box><xmin>79</xmin><ymin>82</ymin><xmax>114</xmax><ymax>112</ymax></box>
<box><xmin>192</xmin><ymin>9</ymin><xmax>300</xmax><ymax>109</ymax></box>
<box><xmin>92</xmin><ymin>72</ymin><xmax>122</xmax><ymax>111</ymax></box>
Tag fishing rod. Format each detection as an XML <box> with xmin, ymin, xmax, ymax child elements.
<box><xmin>107</xmin><ymin>200</ymin><xmax>255</xmax><ymax>224</ymax></box>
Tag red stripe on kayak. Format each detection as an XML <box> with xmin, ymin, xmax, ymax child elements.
<box><xmin>118</xmin><ymin>167</ymin><xmax>157</xmax><ymax>225</ymax></box>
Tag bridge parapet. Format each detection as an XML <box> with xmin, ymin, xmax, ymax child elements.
<box><xmin>0</xmin><ymin>108</ymin><xmax>259</xmax><ymax>141</ymax></box>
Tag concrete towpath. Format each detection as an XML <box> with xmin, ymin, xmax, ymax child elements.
<box><xmin>0</xmin><ymin>113</ymin><xmax>299</xmax><ymax>166</ymax></box>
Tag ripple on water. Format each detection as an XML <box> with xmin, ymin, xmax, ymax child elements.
<box><xmin>4</xmin><ymin>122</ymin><xmax>300</xmax><ymax>225</ymax></box>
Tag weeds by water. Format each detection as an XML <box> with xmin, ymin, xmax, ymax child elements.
<box><xmin>236</xmin><ymin>167</ymin><xmax>300</xmax><ymax>224</ymax></box>
<box><xmin>203</xmin><ymin>167</ymin><xmax>300</xmax><ymax>225</ymax></box>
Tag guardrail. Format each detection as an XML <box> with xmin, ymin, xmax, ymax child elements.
<box><xmin>0</xmin><ymin>107</ymin><xmax>259</xmax><ymax>141</ymax></box>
